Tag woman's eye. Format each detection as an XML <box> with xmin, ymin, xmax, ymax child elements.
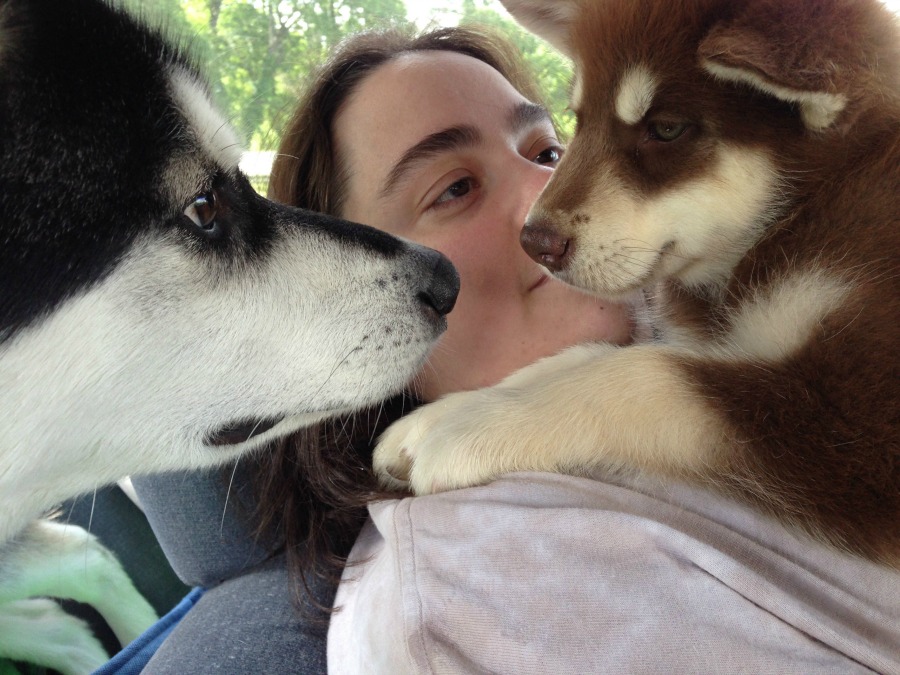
<box><xmin>647</xmin><ymin>121</ymin><xmax>689</xmax><ymax>142</ymax></box>
<box><xmin>432</xmin><ymin>177</ymin><xmax>476</xmax><ymax>208</ymax></box>
<box><xmin>535</xmin><ymin>145</ymin><xmax>564</xmax><ymax>165</ymax></box>
<box><xmin>182</xmin><ymin>190</ymin><xmax>223</xmax><ymax>239</ymax></box>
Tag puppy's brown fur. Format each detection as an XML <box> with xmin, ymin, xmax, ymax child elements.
<box><xmin>375</xmin><ymin>0</ymin><xmax>900</xmax><ymax>564</ymax></box>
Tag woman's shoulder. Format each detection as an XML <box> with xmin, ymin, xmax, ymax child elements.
<box><xmin>330</xmin><ymin>473</ymin><xmax>900</xmax><ymax>675</ymax></box>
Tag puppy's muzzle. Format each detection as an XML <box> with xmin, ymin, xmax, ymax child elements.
<box><xmin>520</xmin><ymin>222</ymin><xmax>572</xmax><ymax>272</ymax></box>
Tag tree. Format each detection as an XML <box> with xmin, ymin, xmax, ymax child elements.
<box><xmin>122</xmin><ymin>1</ymin><xmax>574</xmax><ymax>151</ymax></box>
<box><xmin>173</xmin><ymin>0</ymin><xmax>407</xmax><ymax>149</ymax></box>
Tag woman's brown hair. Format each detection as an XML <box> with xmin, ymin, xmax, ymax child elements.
<box><xmin>252</xmin><ymin>23</ymin><xmax>551</xmax><ymax>605</ymax></box>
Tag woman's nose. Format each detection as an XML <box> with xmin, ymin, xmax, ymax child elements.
<box><xmin>511</xmin><ymin>161</ymin><xmax>554</xmax><ymax>234</ymax></box>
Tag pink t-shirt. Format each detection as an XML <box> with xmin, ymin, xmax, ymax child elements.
<box><xmin>330</xmin><ymin>473</ymin><xmax>900</xmax><ymax>674</ymax></box>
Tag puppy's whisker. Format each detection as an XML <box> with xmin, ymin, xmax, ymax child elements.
<box><xmin>615</xmin><ymin>254</ymin><xmax>657</xmax><ymax>271</ymax></box>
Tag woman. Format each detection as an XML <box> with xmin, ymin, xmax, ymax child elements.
<box><xmin>135</xmin><ymin>23</ymin><xmax>629</xmax><ymax>673</ymax></box>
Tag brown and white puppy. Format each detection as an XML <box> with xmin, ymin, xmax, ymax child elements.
<box><xmin>374</xmin><ymin>0</ymin><xmax>900</xmax><ymax>565</ymax></box>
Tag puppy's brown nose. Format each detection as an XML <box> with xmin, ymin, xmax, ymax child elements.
<box><xmin>520</xmin><ymin>223</ymin><xmax>571</xmax><ymax>271</ymax></box>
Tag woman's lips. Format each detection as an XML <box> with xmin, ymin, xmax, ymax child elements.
<box><xmin>528</xmin><ymin>273</ymin><xmax>550</xmax><ymax>292</ymax></box>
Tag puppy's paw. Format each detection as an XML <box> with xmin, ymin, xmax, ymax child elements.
<box><xmin>373</xmin><ymin>345</ymin><xmax>617</xmax><ymax>495</ymax></box>
<box><xmin>373</xmin><ymin>391</ymin><xmax>503</xmax><ymax>495</ymax></box>
<box><xmin>372</xmin><ymin>411</ymin><xmax>420</xmax><ymax>492</ymax></box>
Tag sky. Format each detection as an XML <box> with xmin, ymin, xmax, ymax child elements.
<box><xmin>403</xmin><ymin>0</ymin><xmax>502</xmax><ymax>27</ymax></box>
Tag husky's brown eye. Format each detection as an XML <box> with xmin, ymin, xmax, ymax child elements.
<box><xmin>648</xmin><ymin>121</ymin><xmax>689</xmax><ymax>142</ymax></box>
<box><xmin>185</xmin><ymin>191</ymin><xmax>217</xmax><ymax>228</ymax></box>
<box><xmin>182</xmin><ymin>190</ymin><xmax>222</xmax><ymax>239</ymax></box>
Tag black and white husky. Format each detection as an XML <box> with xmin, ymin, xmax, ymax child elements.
<box><xmin>0</xmin><ymin>0</ymin><xmax>458</xmax><ymax>670</ymax></box>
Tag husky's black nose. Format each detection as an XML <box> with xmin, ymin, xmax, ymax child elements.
<box><xmin>417</xmin><ymin>249</ymin><xmax>460</xmax><ymax>317</ymax></box>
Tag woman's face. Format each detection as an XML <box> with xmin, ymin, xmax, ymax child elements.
<box><xmin>335</xmin><ymin>50</ymin><xmax>632</xmax><ymax>401</ymax></box>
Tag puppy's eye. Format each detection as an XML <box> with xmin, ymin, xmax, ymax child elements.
<box><xmin>182</xmin><ymin>190</ymin><xmax>223</xmax><ymax>239</ymax></box>
<box><xmin>648</xmin><ymin>121</ymin><xmax>689</xmax><ymax>142</ymax></box>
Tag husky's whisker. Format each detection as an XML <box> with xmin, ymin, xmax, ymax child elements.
<box><xmin>221</xmin><ymin>460</ymin><xmax>241</xmax><ymax>535</ymax></box>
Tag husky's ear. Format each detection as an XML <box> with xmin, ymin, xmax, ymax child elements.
<box><xmin>0</xmin><ymin>1</ymin><xmax>29</xmax><ymax>69</ymax></box>
<box><xmin>498</xmin><ymin>0</ymin><xmax>579</xmax><ymax>58</ymax></box>
<box><xmin>697</xmin><ymin>2</ymin><xmax>879</xmax><ymax>132</ymax></box>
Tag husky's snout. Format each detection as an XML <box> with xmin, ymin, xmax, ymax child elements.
<box><xmin>413</xmin><ymin>247</ymin><xmax>459</xmax><ymax>319</ymax></box>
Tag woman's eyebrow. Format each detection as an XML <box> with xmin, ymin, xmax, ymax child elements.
<box><xmin>377</xmin><ymin>103</ymin><xmax>552</xmax><ymax>202</ymax></box>
<box><xmin>379</xmin><ymin>125</ymin><xmax>482</xmax><ymax>200</ymax></box>
<box><xmin>509</xmin><ymin>101</ymin><xmax>553</xmax><ymax>133</ymax></box>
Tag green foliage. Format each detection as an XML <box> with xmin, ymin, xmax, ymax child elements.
<box><xmin>201</xmin><ymin>0</ymin><xmax>410</xmax><ymax>149</ymax></box>
<box><xmin>130</xmin><ymin>1</ymin><xmax>573</xmax><ymax>152</ymax></box>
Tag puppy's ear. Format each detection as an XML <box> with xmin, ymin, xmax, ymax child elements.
<box><xmin>498</xmin><ymin>0</ymin><xmax>579</xmax><ymax>58</ymax></box>
<box><xmin>697</xmin><ymin>0</ymin><xmax>887</xmax><ymax>132</ymax></box>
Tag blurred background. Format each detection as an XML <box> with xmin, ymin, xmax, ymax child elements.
<box><xmin>123</xmin><ymin>0</ymin><xmax>900</xmax><ymax>192</ymax></box>
<box><xmin>121</xmin><ymin>0</ymin><xmax>575</xmax><ymax>191</ymax></box>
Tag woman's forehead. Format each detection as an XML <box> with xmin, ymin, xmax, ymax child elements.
<box><xmin>338</xmin><ymin>50</ymin><xmax>528</xmax><ymax>152</ymax></box>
